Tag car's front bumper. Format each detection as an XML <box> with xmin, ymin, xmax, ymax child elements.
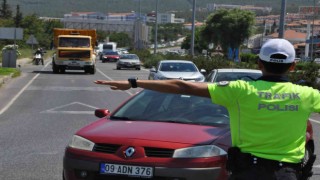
<box><xmin>118</xmin><ymin>63</ymin><xmax>141</xmax><ymax>68</ymax></box>
<box><xmin>63</xmin><ymin>151</ymin><xmax>226</xmax><ymax>180</ymax></box>
<box><xmin>101</xmin><ymin>57</ymin><xmax>119</xmax><ymax>62</ymax></box>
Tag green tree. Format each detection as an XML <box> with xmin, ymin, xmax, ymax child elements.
<box><xmin>97</xmin><ymin>30</ymin><xmax>108</xmax><ymax>42</ymax></box>
<box><xmin>150</xmin><ymin>23</ymin><xmax>188</xmax><ymax>43</ymax></box>
<box><xmin>181</xmin><ymin>26</ymin><xmax>208</xmax><ymax>55</ymax></box>
<box><xmin>14</xmin><ymin>5</ymin><xmax>22</xmax><ymax>27</ymax></box>
<box><xmin>42</xmin><ymin>19</ymin><xmax>63</xmax><ymax>49</ymax></box>
<box><xmin>20</xmin><ymin>14</ymin><xmax>46</xmax><ymax>48</ymax></box>
<box><xmin>0</xmin><ymin>0</ymin><xmax>12</xmax><ymax>19</ymax></box>
<box><xmin>201</xmin><ymin>9</ymin><xmax>255</xmax><ymax>57</ymax></box>
<box><xmin>109</xmin><ymin>32</ymin><xmax>132</xmax><ymax>48</ymax></box>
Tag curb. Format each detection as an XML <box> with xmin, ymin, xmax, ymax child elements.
<box><xmin>0</xmin><ymin>73</ymin><xmax>13</xmax><ymax>86</ymax></box>
<box><xmin>0</xmin><ymin>58</ymin><xmax>30</xmax><ymax>87</ymax></box>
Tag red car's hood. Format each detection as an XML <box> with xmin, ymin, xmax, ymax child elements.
<box><xmin>77</xmin><ymin>119</ymin><xmax>229</xmax><ymax>145</ymax></box>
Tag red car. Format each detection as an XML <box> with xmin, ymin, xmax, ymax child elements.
<box><xmin>63</xmin><ymin>89</ymin><xmax>314</xmax><ymax>180</ymax></box>
<box><xmin>100</xmin><ymin>51</ymin><xmax>120</xmax><ymax>62</ymax></box>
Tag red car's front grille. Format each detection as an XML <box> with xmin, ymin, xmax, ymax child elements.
<box><xmin>93</xmin><ymin>144</ymin><xmax>121</xmax><ymax>154</ymax></box>
<box><xmin>144</xmin><ymin>147</ymin><xmax>174</xmax><ymax>158</ymax></box>
<box><xmin>92</xmin><ymin>144</ymin><xmax>174</xmax><ymax>158</ymax></box>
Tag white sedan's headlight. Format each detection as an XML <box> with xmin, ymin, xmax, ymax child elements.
<box><xmin>195</xmin><ymin>76</ymin><xmax>205</xmax><ymax>82</ymax></box>
<box><xmin>173</xmin><ymin>145</ymin><xmax>227</xmax><ymax>158</ymax></box>
<box><xmin>158</xmin><ymin>76</ymin><xmax>167</xmax><ymax>80</ymax></box>
<box><xmin>68</xmin><ymin>135</ymin><xmax>95</xmax><ymax>151</ymax></box>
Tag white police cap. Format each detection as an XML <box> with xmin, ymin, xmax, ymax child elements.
<box><xmin>259</xmin><ymin>38</ymin><xmax>296</xmax><ymax>63</ymax></box>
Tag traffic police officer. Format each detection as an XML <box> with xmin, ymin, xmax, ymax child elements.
<box><xmin>94</xmin><ymin>38</ymin><xmax>319</xmax><ymax>180</ymax></box>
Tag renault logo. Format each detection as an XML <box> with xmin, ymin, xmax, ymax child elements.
<box><xmin>124</xmin><ymin>147</ymin><xmax>135</xmax><ymax>158</ymax></box>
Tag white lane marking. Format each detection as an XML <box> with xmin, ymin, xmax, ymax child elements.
<box><xmin>43</xmin><ymin>111</ymin><xmax>94</xmax><ymax>115</ymax></box>
<box><xmin>27</xmin><ymin>86</ymin><xmax>109</xmax><ymax>91</ymax></box>
<box><xmin>96</xmin><ymin>67</ymin><xmax>133</xmax><ymax>96</ymax></box>
<box><xmin>313</xmin><ymin>164</ymin><xmax>320</xmax><ymax>168</ymax></box>
<box><xmin>41</xmin><ymin>102</ymin><xmax>98</xmax><ymax>115</ymax></box>
<box><xmin>309</xmin><ymin>118</ymin><xmax>320</xmax><ymax>124</ymax></box>
<box><xmin>0</xmin><ymin>62</ymin><xmax>50</xmax><ymax>115</ymax></box>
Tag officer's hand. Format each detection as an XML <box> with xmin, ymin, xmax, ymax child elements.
<box><xmin>94</xmin><ymin>80</ymin><xmax>131</xmax><ymax>90</ymax></box>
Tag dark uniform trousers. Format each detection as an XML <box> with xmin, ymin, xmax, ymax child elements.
<box><xmin>228</xmin><ymin>164</ymin><xmax>300</xmax><ymax>180</ymax></box>
<box><xmin>227</xmin><ymin>147</ymin><xmax>303</xmax><ymax>180</ymax></box>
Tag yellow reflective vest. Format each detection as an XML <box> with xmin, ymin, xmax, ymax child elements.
<box><xmin>208</xmin><ymin>79</ymin><xmax>320</xmax><ymax>163</ymax></box>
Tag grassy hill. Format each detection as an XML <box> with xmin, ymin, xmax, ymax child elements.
<box><xmin>8</xmin><ymin>0</ymin><xmax>316</xmax><ymax>18</ymax></box>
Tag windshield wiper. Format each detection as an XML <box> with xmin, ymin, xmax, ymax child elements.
<box><xmin>155</xmin><ymin>120</ymin><xmax>194</xmax><ymax>124</ymax></box>
<box><xmin>110</xmin><ymin>116</ymin><xmax>131</xmax><ymax>120</ymax></box>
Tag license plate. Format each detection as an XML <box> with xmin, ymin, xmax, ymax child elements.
<box><xmin>100</xmin><ymin>163</ymin><xmax>153</xmax><ymax>178</ymax></box>
<box><xmin>68</xmin><ymin>62</ymin><xmax>80</xmax><ymax>66</ymax></box>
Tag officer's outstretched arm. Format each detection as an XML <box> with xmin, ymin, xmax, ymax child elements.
<box><xmin>94</xmin><ymin>79</ymin><xmax>210</xmax><ymax>98</ymax></box>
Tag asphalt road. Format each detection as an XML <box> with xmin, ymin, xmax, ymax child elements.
<box><xmin>0</xmin><ymin>58</ymin><xmax>320</xmax><ymax>179</ymax></box>
<box><xmin>0</xmin><ymin>59</ymin><xmax>150</xmax><ymax>180</ymax></box>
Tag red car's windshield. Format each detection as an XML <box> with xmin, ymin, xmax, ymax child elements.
<box><xmin>111</xmin><ymin>90</ymin><xmax>229</xmax><ymax>126</ymax></box>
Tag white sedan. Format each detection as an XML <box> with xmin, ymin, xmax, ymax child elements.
<box><xmin>205</xmin><ymin>68</ymin><xmax>262</xmax><ymax>82</ymax></box>
<box><xmin>148</xmin><ymin>60</ymin><xmax>206</xmax><ymax>82</ymax></box>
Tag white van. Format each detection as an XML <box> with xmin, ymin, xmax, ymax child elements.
<box><xmin>97</xmin><ymin>42</ymin><xmax>117</xmax><ymax>55</ymax></box>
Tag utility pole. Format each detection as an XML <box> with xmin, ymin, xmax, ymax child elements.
<box><xmin>137</xmin><ymin>0</ymin><xmax>141</xmax><ymax>49</ymax></box>
<box><xmin>279</xmin><ymin>0</ymin><xmax>286</xmax><ymax>38</ymax></box>
<box><xmin>153</xmin><ymin>0</ymin><xmax>158</xmax><ymax>54</ymax></box>
<box><xmin>310</xmin><ymin>0</ymin><xmax>316</xmax><ymax>61</ymax></box>
<box><xmin>190</xmin><ymin>0</ymin><xmax>196</xmax><ymax>57</ymax></box>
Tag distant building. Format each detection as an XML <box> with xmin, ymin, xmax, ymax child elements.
<box><xmin>206</xmin><ymin>3</ymin><xmax>272</xmax><ymax>14</ymax></box>
<box><xmin>62</xmin><ymin>11</ymin><xmax>149</xmax><ymax>49</ymax></box>
<box><xmin>265</xmin><ymin>29</ymin><xmax>307</xmax><ymax>44</ymax></box>
<box><xmin>146</xmin><ymin>12</ymin><xmax>185</xmax><ymax>24</ymax></box>
<box><xmin>64</xmin><ymin>12</ymin><xmax>146</xmax><ymax>22</ymax></box>
<box><xmin>64</xmin><ymin>12</ymin><xmax>106</xmax><ymax>20</ymax></box>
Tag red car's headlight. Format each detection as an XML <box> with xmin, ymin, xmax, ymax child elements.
<box><xmin>68</xmin><ymin>135</ymin><xmax>95</xmax><ymax>151</ymax></box>
<box><xmin>173</xmin><ymin>145</ymin><xmax>227</xmax><ymax>158</ymax></box>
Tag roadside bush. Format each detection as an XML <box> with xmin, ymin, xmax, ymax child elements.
<box><xmin>240</xmin><ymin>53</ymin><xmax>259</xmax><ymax>64</ymax></box>
<box><xmin>163</xmin><ymin>53</ymin><xmax>189</xmax><ymax>61</ymax></box>
<box><xmin>288</xmin><ymin>62</ymin><xmax>320</xmax><ymax>89</ymax></box>
<box><xmin>138</xmin><ymin>50</ymin><xmax>320</xmax><ymax>90</ymax></box>
<box><xmin>193</xmin><ymin>55</ymin><xmax>230</xmax><ymax>72</ymax></box>
<box><xmin>129</xmin><ymin>49</ymin><xmax>151</xmax><ymax>63</ymax></box>
<box><xmin>143</xmin><ymin>54</ymin><xmax>164</xmax><ymax>68</ymax></box>
<box><xmin>0</xmin><ymin>67</ymin><xmax>21</xmax><ymax>78</ymax></box>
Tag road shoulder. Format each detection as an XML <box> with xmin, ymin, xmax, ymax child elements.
<box><xmin>0</xmin><ymin>58</ymin><xmax>32</xmax><ymax>87</ymax></box>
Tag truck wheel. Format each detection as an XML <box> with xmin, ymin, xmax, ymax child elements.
<box><xmin>117</xmin><ymin>66</ymin><xmax>121</xmax><ymax>70</ymax></box>
<box><xmin>53</xmin><ymin>63</ymin><xmax>59</xmax><ymax>74</ymax></box>
<box><xmin>60</xmin><ymin>68</ymin><xmax>65</xmax><ymax>74</ymax></box>
<box><xmin>90</xmin><ymin>66</ymin><xmax>96</xmax><ymax>74</ymax></box>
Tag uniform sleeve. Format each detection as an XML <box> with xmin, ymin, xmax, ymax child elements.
<box><xmin>311</xmin><ymin>88</ymin><xmax>320</xmax><ymax>112</ymax></box>
<box><xmin>207</xmin><ymin>81</ymin><xmax>242</xmax><ymax>107</ymax></box>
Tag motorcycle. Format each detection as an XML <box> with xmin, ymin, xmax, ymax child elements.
<box><xmin>33</xmin><ymin>53</ymin><xmax>43</xmax><ymax>65</ymax></box>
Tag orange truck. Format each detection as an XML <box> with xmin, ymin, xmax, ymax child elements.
<box><xmin>52</xmin><ymin>28</ymin><xmax>97</xmax><ymax>74</ymax></box>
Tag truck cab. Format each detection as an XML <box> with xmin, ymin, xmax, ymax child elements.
<box><xmin>52</xmin><ymin>28</ymin><xmax>97</xmax><ymax>74</ymax></box>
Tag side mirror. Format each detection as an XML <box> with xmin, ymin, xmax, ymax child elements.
<box><xmin>95</xmin><ymin>109</ymin><xmax>111</xmax><ymax>118</ymax></box>
<box><xmin>200</xmin><ymin>69</ymin><xmax>207</xmax><ymax>74</ymax></box>
<box><xmin>150</xmin><ymin>66</ymin><xmax>157</xmax><ymax>72</ymax></box>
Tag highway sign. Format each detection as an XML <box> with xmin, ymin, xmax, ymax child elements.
<box><xmin>26</xmin><ymin>35</ymin><xmax>38</xmax><ymax>45</ymax></box>
<box><xmin>0</xmin><ymin>27</ymin><xmax>23</xmax><ymax>40</ymax></box>
<box><xmin>306</xmin><ymin>39</ymin><xmax>320</xmax><ymax>44</ymax></box>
